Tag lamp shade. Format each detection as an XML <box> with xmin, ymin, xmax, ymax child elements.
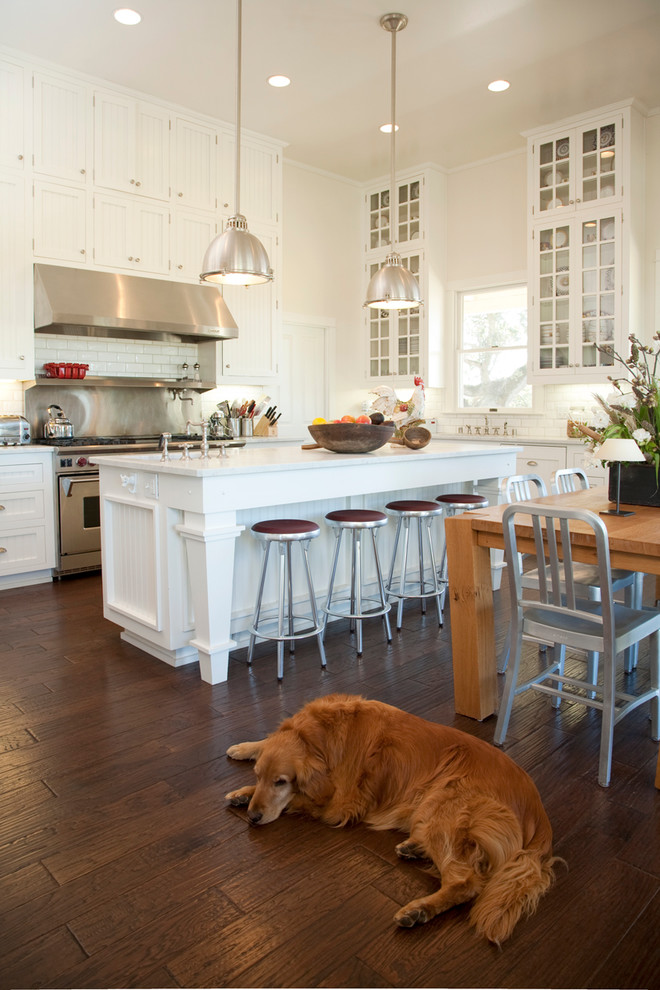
<box><xmin>364</xmin><ymin>250</ymin><xmax>422</xmax><ymax>310</ymax></box>
<box><xmin>200</xmin><ymin>215</ymin><xmax>273</xmax><ymax>286</ymax></box>
<box><xmin>597</xmin><ymin>438</ymin><xmax>646</xmax><ymax>463</ymax></box>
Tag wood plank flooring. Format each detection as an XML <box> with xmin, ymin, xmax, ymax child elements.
<box><xmin>0</xmin><ymin>574</ymin><xmax>659</xmax><ymax>989</ymax></box>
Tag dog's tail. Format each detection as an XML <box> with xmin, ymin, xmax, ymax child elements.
<box><xmin>469</xmin><ymin>836</ymin><xmax>560</xmax><ymax>945</ymax></box>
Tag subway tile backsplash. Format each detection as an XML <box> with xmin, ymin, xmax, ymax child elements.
<box><xmin>34</xmin><ymin>334</ymin><xmax>199</xmax><ymax>382</ymax></box>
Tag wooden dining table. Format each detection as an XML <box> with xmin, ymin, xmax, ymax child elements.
<box><xmin>444</xmin><ymin>486</ymin><xmax>660</xmax><ymax>787</ymax></box>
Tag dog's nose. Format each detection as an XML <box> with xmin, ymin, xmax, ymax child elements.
<box><xmin>247</xmin><ymin>810</ymin><xmax>262</xmax><ymax>825</ymax></box>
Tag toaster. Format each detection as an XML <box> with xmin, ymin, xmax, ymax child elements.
<box><xmin>0</xmin><ymin>414</ymin><xmax>31</xmax><ymax>445</ymax></box>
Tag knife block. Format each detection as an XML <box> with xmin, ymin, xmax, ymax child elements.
<box><xmin>254</xmin><ymin>415</ymin><xmax>278</xmax><ymax>437</ymax></box>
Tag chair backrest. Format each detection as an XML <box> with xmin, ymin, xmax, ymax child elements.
<box><xmin>502</xmin><ymin>502</ymin><xmax>615</xmax><ymax>649</ymax></box>
<box><xmin>552</xmin><ymin>467</ymin><xmax>590</xmax><ymax>495</ymax></box>
<box><xmin>500</xmin><ymin>472</ymin><xmax>548</xmax><ymax>503</ymax></box>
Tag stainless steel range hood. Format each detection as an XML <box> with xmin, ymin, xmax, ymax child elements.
<box><xmin>34</xmin><ymin>264</ymin><xmax>238</xmax><ymax>343</ymax></box>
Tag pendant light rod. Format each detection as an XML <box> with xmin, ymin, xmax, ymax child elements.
<box><xmin>382</xmin><ymin>13</ymin><xmax>407</xmax><ymax>250</ymax></box>
<box><xmin>234</xmin><ymin>0</ymin><xmax>242</xmax><ymax>218</ymax></box>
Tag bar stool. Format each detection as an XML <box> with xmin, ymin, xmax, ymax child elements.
<box><xmin>384</xmin><ymin>500</ymin><xmax>445</xmax><ymax>630</ymax></box>
<box><xmin>323</xmin><ymin>509</ymin><xmax>392</xmax><ymax>656</ymax></box>
<box><xmin>435</xmin><ymin>492</ymin><xmax>490</xmax><ymax>609</ymax></box>
<box><xmin>247</xmin><ymin>518</ymin><xmax>326</xmax><ymax>681</ymax></box>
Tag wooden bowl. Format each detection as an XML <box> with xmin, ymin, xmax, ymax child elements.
<box><xmin>307</xmin><ymin>422</ymin><xmax>395</xmax><ymax>453</ymax></box>
<box><xmin>402</xmin><ymin>426</ymin><xmax>432</xmax><ymax>450</ymax></box>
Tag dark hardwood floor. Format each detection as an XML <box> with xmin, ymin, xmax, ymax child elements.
<box><xmin>1</xmin><ymin>573</ymin><xmax>659</xmax><ymax>989</ymax></box>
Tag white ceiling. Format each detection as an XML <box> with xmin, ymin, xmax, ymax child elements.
<box><xmin>3</xmin><ymin>0</ymin><xmax>660</xmax><ymax>182</ymax></box>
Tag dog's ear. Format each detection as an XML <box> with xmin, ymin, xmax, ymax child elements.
<box><xmin>291</xmin><ymin>732</ymin><xmax>335</xmax><ymax>805</ymax></box>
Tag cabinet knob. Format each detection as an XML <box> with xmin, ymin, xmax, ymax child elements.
<box><xmin>177</xmin><ymin>264</ymin><xmax>183</xmax><ymax>269</ymax></box>
<box><xmin>576</xmin><ymin>198</ymin><xmax>581</xmax><ymax>203</ymax></box>
<box><xmin>80</xmin><ymin>168</ymin><xmax>86</xmax><ymax>175</ymax></box>
<box><xmin>80</xmin><ymin>249</ymin><xmax>85</xmax><ymax>255</ymax></box>
<box><xmin>17</xmin><ymin>154</ymin><xmax>23</xmax><ymax>161</ymax></box>
<box><xmin>18</xmin><ymin>354</ymin><xmax>25</xmax><ymax>361</ymax></box>
<box><xmin>224</xmin><ymin>202</ymin><xmax>229</xmax><ymax>208</ymax></box>
<box><xmin>135</xmin><ymin>257</ymin><xmax>140</xmax><ymax>263</ymax></box>
<box><xmin>178</xmin><ymin>191</ymin><xmax>183</xmax><ymax>197</ymax></box>
<box><xmin>130</xmin><ymin>178</ymin><xmax>135</xmax><ymax>184</ymax></box>
<box><xmin>0</xmin><ymin>505</ymin><xmax>5</xmax><ymax>510</ymax></box>
<box><xmin>128</xmin><ymin>256</ymin><xmax>133</xmax><ymax>261</ymax></box>
<box><xmin>225</xmin><ymin>363</ymin><xmax>230</xmax><ymax>369</ymax></box>
<box><xmin>135</xmin><ymin>180</ymin><xmax>141</xmax><ymax>187</ymax></box>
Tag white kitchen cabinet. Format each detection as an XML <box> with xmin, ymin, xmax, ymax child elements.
<box><xmin>219</xmin><ymin>130</ymin><xmax>281</xmax><ymax>225</ymax></box>
<box><xmin>32</xmin><ymin>70</ymin><xmax>89</xmax><ymax>183</ymax></box>
<box><xmin>217</xmin><ymin>224</ymin><xmax>279</xmax><ymax>380</ymax></box>
<box><xmin>0</xmin><ymin>55</ymin><xmax>27</xmax><ymax>170</ymax></box>
<box><xmin>0</xmin><ymin>449</ymin><xmax>56</xmax><ymax>588</ymax></box>
<box><xmin>93</xmin><ymin>192</ymin><xmax>170</xmax><ymax>275</ymax></box>
<box><xmin>526</xmin><ymin>101</ymin><xmax>645</xmax><ymax>385</ymax></box>
<box><xmin>529</xmin><ymin>111</ymin><xmax>623</xmax><ymax>219</ymax></box>
<box><xmin>499</xmin><ymin>442</ymin><xmax>566</xmax><ymax>492</ymax></box>
<box><xmin>0</xmin><ymin>169</ymin><xmax>33</xmax><ymax>379</ymax></box>
<box><xmin>172</xmin><ymin>207</ymin><xmax>217</xmax><ymax>280</ymax></box>
<box><xmin>172</xmin><ymin>115</ymin><xmax>218</xmax><ymax>212</ymax></box>
<box><xmin>33</xmin><ymin>178</ymin><xmax>89</xmax><ymax>263</ymax></box>
<box><xmin>530</xmin><ymin>207</ymin><xmax>622</xmax><ymax>379</ymax></box>
<box><xmin>94</xmin><ymin>89</ymin><xmax>170</xmax><ymax>201</ymax></box>
<box><xmin>567</xmin><ymin>445</ymin><xmax>607</xmax><ymax>488</ymax></box>
<box><xmin>363</xmin><ymin>167</ymin><xmax>445</xmax><ymax>388</ymax></box>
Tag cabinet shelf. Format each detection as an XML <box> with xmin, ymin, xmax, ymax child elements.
<box><xmin>33</xmin><ymin>375</ymin><xmax>217</xmax><ymax>391</ymax></box>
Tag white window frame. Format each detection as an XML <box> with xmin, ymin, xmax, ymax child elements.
<box><xmin>449</xmin><ymin>271</ymin><xmax>542</xmax><ymax>414</ymax></box>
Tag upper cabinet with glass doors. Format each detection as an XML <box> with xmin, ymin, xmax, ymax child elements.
<box><xmin>525</xmin><ymin>101</ymin><xmax>645</xmax><ymax>383</ymax></box>
<box><xmin>362</xmin><ymin>168</ymin><xmax>445</xmax><ymax>388</ymax></box>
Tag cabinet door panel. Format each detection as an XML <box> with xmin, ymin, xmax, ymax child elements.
<box><xmin>134</xmin><ymin>202</ymin><xmax>170</xmax><ymax>274</ymax></box>
<box><xmin>220</xmin><ymin>132</ymin><xmax>278</xmax><ymax>224</ymax></box>
<box><xmin>0</xmin><ymin>58</ymin><xmax>26</xmax><ymax>169</ymax></box>
<box><xmin>33</xmin><ymin>180</ymin><xmax>87</xmax><ymax>262</ymax></box>
<box><xmin>173</xmin><ymin>209</ymin><xmax>216</xmax><ymax>279</ymax></box>
<box><xmin>173</xmin><ymin>117</ymin><xmax>217</xmax><ymax>211</ymax></box>
<box><xmin>0</xmin><ymin>171</ymin><xmax>32</xmax><ymax>379</ymax></box>
<box><xmin>135</xmin><ymin>103</ymin><xmax>170</xmax><ymax>200</ymax></box>
<box><xmin>93</xmin><ymin>193</ymin><xmax>130</xmax><ymax>268</ymax></box>
<box><xmin>94</xmin><ymin>90</ymin><xmax>133</xmax><ymax>192</ymax></box>
<box><xmin>220</xmin><ymin>227</ymin><xmax>277</xmax><ymax>379</ymax></box>
<box><xmin>33</xmin><ymin>71</ymin><xmax>88</xmax><ymax>181</ymax></box>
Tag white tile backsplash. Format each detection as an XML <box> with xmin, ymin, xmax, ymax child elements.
<box><xmin>34</xmin><ymin>334</ymin><xmax>199</xmax><ymax>381</ymax></box>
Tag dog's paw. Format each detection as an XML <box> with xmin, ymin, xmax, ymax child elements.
<box><xmin>225</xmin><ymin>786</ymin><xmax>254</xmax><ymax>806</ymax></box>
<box><xmin>226</xmin><ymin>741</ymin><xmax>262</xmax><ymax>761</ymax></box>
<box><xmin>394</xmin><ymin>905</ymin><xmax>430</xmax><ymax>927</ymax></box>
<box><xmin>395</xmin><ymin>839</ymin><xmax>426</xmax><ymax>860</ymax></box>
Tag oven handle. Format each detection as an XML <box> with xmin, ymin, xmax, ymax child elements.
<box><xmin>61</xmin><ymin>476</ymin><xmax>98</xmax><ymax>497</ymax></box>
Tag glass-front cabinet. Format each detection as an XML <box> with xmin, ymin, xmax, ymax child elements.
<box><xmin>531</xmin><ymin>113</ymin><xmax>622</xmax><ymax>217</ymax></box>
<box><xmin>367</xmin><ymin>178</ymin><xmax>421</xmax><ymax>252</ymax></box>
<box><xmin>532</xmin><ymin>209</ymin><xmax>620</xmax><ymax>376</ymax></box>
<box><xmin>526</xmin><ymin>101</ymin><xmax>645</xmax><ymax>384</ymax></box>
<box><xmin>367</xmin><ymin>251</ymin><xmax>422</xmax><ymax>378</ymax></box>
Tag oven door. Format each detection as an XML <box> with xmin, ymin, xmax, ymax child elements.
<box><xmin>58</xmin><ymin>474</ymin><xmax>101</xmax><ymax>555</ymax></box>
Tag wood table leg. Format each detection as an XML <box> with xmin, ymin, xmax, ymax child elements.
<box><xmin>656</xmin><ymin>746</ymin><xmax>660</xmax><ymax>790</ymax></box>
<box><xmin>445</xmin><ymin>512</ymin><xmax>499</xmax><ymax>721</ymax></box>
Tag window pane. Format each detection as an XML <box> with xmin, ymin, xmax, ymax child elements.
<box><xmin>458</xmin><ymin>283</ymin><xmax>530</xmax><ymax>409</ymax></box>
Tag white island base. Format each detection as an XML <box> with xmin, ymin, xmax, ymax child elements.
<box><xmin>95</xmin><ymin>441</ymin><xmax>517</xmax><ymax>698</ymax></box>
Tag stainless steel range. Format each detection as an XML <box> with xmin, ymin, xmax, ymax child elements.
<box><xmin>26</xmin><ymin>384</ymin><xmax>245</xmax><ymax>577</ymax></box>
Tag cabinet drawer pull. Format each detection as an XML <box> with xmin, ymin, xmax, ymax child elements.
<box><xmin>0</xmin><ymin>504</ymin><xmax>5</xmax><ymax>510</ymax></box>
<box><xmin>0</xmin><ymin>547</ymin><xmax>7</xmax><ymax>553</ymax></box>
<box><xmin>526</xmin><ymin>460</ymin><xmax>538</xmax><ymax>466</ymax></box>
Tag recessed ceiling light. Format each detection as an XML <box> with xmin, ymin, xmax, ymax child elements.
<box><xmin>114</xmin><ymin>8</ymin><xmax>141</xmax><ymax>26</ymax></box>
<box><xmin>379</xmin><ymin>123</ymin><xmax>399</xmax><ymax>134</ymax></box>
<box><xmin>488</xmin><ymin>79</ymin><xmax>510</xmax><ymax>92</ymax></box>
<box><xmin>268</xmin><ymin>75</ymin><xmax>291</xmax><ymax>88</ymax></box>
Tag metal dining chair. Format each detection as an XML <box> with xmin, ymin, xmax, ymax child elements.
<box><xmin>497</xmin><ymin>472</ymin><xmax>642</xmax><ymax>675</ymax></box>
<box><xmin>494</xmin><ymin>502</ymin><xmax>660</xmax><ymax>787</ymax></box>
<box><xmin>551</xmin><ymin>466</ymin><xmax>590</xmax><ymax>494</ymax></box>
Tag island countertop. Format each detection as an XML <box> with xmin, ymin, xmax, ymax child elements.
<box><xmin>94</xmin><ymin>439</ymin><xmax>518</xmax><ymax>696</ymax></box>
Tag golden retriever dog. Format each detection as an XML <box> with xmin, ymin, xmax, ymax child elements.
<box><xmin>225</xmin><ymin>694</ymin><xmax>559</xmax><ymax>944</ymax></box>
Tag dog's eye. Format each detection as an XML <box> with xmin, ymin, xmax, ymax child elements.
<box><xmin>274</xmin><ymin>777</ymin><xmax>288</xmax><ymax>787</ymax></box>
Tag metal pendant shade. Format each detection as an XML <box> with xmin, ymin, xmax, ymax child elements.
<box><xmin>364</xmin><ymin>12</ymin><xmax>422</xmax><ymax>311</ymax></box>
<box><xmin>200</xmin><ymin>0</ymin><xmax>273</xmax><ymax>286</ymax></box>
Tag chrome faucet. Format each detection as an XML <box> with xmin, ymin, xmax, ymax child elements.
<box><xmin>186</xmin><ymin>420</ymin><xmax>210</xmax><ymax>458</ymax></box>
<box><xmin>160</xmin><ymin>433</ymin><xmax>171</xmax><ymax>460</ymax></box>
<box><xmin>483</xmin><ymin>416</ymin><xmax>489</xmax><ymax>435</ymax></box>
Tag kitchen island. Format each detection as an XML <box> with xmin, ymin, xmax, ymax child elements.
<box><xmin>93</xmin><ymin>440</ymin><xmax>518</xmax><ymax>703</ymax></box>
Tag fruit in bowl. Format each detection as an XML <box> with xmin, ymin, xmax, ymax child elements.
<box><xmin>307</xmin><ymin>420</ymin><xmax>395</xmax><ymax>453</ymax></box>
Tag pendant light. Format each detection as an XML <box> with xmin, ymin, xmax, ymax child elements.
<box><xmin>364</xmin><ymin>12</ymin><xmax>422</xmax><ymax>311</ymax></box>
<box><xmin>200</xmin><ymin>0</ymin><xmax>273</xmax><ymax>286</ymax></box>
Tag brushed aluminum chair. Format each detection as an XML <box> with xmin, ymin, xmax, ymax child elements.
<box><xmin>494</xmin><ymin>502</ymin><xmax>660</xmax><ymax>787</ymax></box>
<box><xmin>498</xmin><ymin>472</ymin><xmax>642</xmax><ymax>675</ymax></box>
<box><xmin>551</xmin><ymin>466</ymin><xmax>590</xmax><ymax>494</ymax></box>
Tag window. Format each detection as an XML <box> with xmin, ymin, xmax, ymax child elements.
<box><xmin>457</xmin><ymin>283</ymin><xmax>531</xmax><ymax>410</ymax></box>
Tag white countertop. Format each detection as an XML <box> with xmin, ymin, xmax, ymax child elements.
<box><xmin>91</xmin><ymin>437</ymin><xmax>521</xmax><ymax>477</ymax></box>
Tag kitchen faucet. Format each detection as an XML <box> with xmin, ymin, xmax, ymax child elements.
<box><xmin>186</xmin><ymin>420</ymin><xmax>210</xmax><ymax>458</ymax></box>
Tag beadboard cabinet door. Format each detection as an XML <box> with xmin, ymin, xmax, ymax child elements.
<box><xmin>94</xmin><ymin>90</ymin><xmax>170</xmax><ymax>201</ymax></box>
<box><xmin>0</xmin><ymin>56</ymin><xmax>27</xmax><ymax>170</ymax></box>
<box><xmin>32</xmin><ymin>70</ymin><xmax>89</xmax><ymax>183</ymax></box>
<box><xmin>33</xmin><ymin>178</ymin><xmax>88</xmax><ymax>263</ymax></box>
<box><xmin>0</xmin><ymin>170</ymin><xmax>33</xmax><ymax>379</ymax></box>
<box><xmin>219</xmin><ymin>131</ymin><xmax>280</xmax><ymax>225</ymax></box>
<box><xmin>93</xmin><ymin>192</ymin><xmax>170</xmax><ymax>275</ymax></box>
<box><xmin>172</xmin><ymin>115</ymin><xmax>218</xmax><ymax>212</ymax></box>
<box><xmin>172</xmin><ymin>208</ymin><xmax>217</xmax><ymax>280</ymax></box>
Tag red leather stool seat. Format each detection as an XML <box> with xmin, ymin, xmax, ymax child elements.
<box><xmin>386</xmin><ymin>499</ymin><xmax>443</xmax><ymax>515</ymax></box>
<box><xmin>252</xmin><ymin>518</ymin><xmax>320</xmax><ymax>539</ymax></box>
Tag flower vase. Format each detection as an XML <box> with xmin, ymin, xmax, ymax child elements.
<box><xmin>608</xmin><ymin>462</ymin><xmax>660</xmax><ymax>507</ymax></box>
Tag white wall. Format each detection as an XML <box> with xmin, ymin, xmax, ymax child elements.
<box><xmin>281</xmin><ymin>162</ymin><xmax>364</xmax><ymax>417</ymax></box>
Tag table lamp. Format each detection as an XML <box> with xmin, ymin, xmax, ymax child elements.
<box><xmin>598</xmin><ymin>437</ymin><xmax>646</xmax><ymax>516</ymax></box>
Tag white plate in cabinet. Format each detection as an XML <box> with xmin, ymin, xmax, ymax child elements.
<box><xmin>33</xmin><ymin>179</ymin><xmax>89</xmax><ymax>264</ymax></box>
<box><xmin>93</xmin><ymin>89</ymin><xmax>170</xmax><ymax>202</ymax></box>
<box><xmin>93</xmin><ymin>193</ymin><xmax>170</xmax><ymax>275</ymax></box>
<box><xmin>33</xmin><ymin>70</ymin><xmax>89</xmax><ymax>183</ymax></box>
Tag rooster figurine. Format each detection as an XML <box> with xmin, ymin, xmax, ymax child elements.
<box><xmin>370</xmin><ymin>376</ymin><xmax>425</xmax><ymax>438</ymax></box>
